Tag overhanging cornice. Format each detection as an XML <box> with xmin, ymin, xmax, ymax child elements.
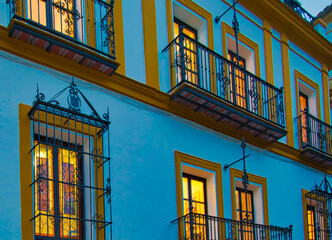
<box><xmin>240</xmin><ymin>0</ymin><xmax>332</xmax><ymax>70</ymax></box>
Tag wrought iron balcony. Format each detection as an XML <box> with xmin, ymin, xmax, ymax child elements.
<box><xmin>171</xmin><ymin>213</ymin><xmax>293</xmax><ymax>240</ymax></box>
<box><xmin>284</xmin><ymin>0</ymin><xmax>315</xmax><ymax>24</ymax></box>
<box><xmin>296</xmin><ymin>111</ymin><xmax>332</xmax><ymax>165</ymax></box>
<box><xmin>163</xmin><ymin>33</ymin><xmax>286</xmax><ymax>143</ymax></box>
<box><xmin>6</xmin><ymin>0</ymin><xmax>118</xmax><ymax>75</ymax></box>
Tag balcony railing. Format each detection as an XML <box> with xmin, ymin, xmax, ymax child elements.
<box><xmin>296</xmin><ymin>111</ymin><xmax>332</xmax><ymax>156</ymax></box>
<box><xmin>172</xmin><ymin>213</ymin><xmax>293</xmax><ymax>240</ymax></box>
<box><xmin>163</xmin><ymin>33</ymin><xmax>285</xmax><ymax>128</ymax></box>
<box><xmin>284</xmin><ymin>0</ymin><xmax>315</xmax><ymax>24</ymax></box>
<box><xmin>6</xmin><ymin>0</ymin><xmax>115</xmax><ymax>59</ymax></box>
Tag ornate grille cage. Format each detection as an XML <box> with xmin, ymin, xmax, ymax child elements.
<box><xmin>306</xmin><ymin>176</ymin><xmax>332</xmax><ymax>240</ymax></box>
<box><xmin>28</xmin><ymin>81</ymin><xmax>112</xmax><ymax>240</ymax></box>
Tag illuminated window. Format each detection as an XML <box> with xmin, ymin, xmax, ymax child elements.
<box><xmin>182</xmin><ymin>174</ymin><xmax>207</xmax><ymax>239</ymax></box>
<box><xmin>307</xmin><ymin>205</ymin><xmax>316</xmax><ymax>240</ymax></box>
<box><xmin>26</xmin><ymin>82</ymin><xmax>112</xmax><ymax>240</ymax></box>
<box><xmin>236</xmin><ymin>188</ymin><xmax>255</xmax><ymax>239</ymax></box>
<box><xmin>27</xmin><ymin>0</ymin><xmax>82</xmax><ymax>38</ymax></box>
<box><xmin>300</xmin><ymin>92</ymin><xmax>309</xmax><ymax>144</ymax></box>
<box><xmin>228</xmin><ymin>50</ymin><xmax>247</xmax><ymax>108</ymax></box>
<box><xmin>34</xmin><ymin>139</ymin><xmax>82</xmax><ymax>239</ymax></box>
<box><xmin>173</xmin><ymin>18</ymin><xmax>199</xmax><ymax>85</ymax></box>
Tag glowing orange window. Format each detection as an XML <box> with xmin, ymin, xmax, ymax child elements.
<box><xmin>236</xmin><ymin>188</ymin><xmax>255</xmax><ymax>240</ymax></box>
<box><xmin>228</xmin><ymin>51</ymin><xmax>247</xmax><ymax>108</ymax></box>
<box><xmin>174</xmin><ymin>19</ymin><xmax>199</xmax><ymax>85</ymax></box>
<box><xmin>27</xmin><ymin>0</ymin><xmax>80</xmax><ymax>38</ymax></box>
<box><xmin>300</xmin><ymin>92</ymin><xmax>309</xmax><ymax>144</ymax></box>
<box><xmin>34</xmin><ymin>141</ymin><xmax>82</xmax><ymax>239</ymax></box>
<box><xmin>182</xmin><ymin>174</ymin><xmax>207</xmax><ymax>239</ymax></box>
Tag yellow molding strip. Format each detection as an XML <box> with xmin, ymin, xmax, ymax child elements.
<box><xmin>222</xmin><ymin>22</ymin><xmax>261</xmax><ymax>77</ymax></box>
<box><xmin>19</xmin><ymin>104</ymin><xmax>34</xmax><ymax>240</ymax></box>
<box><xmin>263</xmin><ymin>20</ymin><xmax>274</xmax><ymax>85</ymax></box>
<box><xmin>114</xmin><ymin>0</ymin><xmax>126</xmax><ymax>75</ymax></box>
<box><xmin>322</xmin><ymin>64</ymin><xmax>330</xmax><ymax>125</ymax></box>
<box><xmin>230</xmin><ymin>168</ymin><xmax>269</xmax><ymax>226</ymax></box>
<box><xmin>2</xmin><ymin>25</ymin><xmax>332</xmax><ymax>174</ymax></box>
<box><xmin>281</xmin><ymin>33</ymin><xmax>294</xmax><ymax>147</ymax></box>
<box><xmin>142</xmin><ymin>0</ymin><xmax>160</xmax><ymax>90</ymax></box>
<box><xmin>313</xmin><ymin>18</ymin><xmax>327</xmax><ymax>29</ymax></box>
<box><xmin>301</xmin><ymin>189</ymin><xmax>310</xmax><ymax>240</ymax></box>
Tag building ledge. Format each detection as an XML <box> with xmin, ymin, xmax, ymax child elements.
<box><xmin>8</xmin><ymin>17</ymin><xmax>119</xmax><ymax>76</ymax></box>
<box><xmin>301</xmin><ymin>146</ymin><xmax>332</xmax><ymax>167</ymax></box>
<box><xmin>170</xmin><ymin>81</ymin><xmax>287</xmax><ymax>143</ymax></box>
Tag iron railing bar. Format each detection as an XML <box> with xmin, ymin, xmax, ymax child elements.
<box><xmin>30</xmin><ymin>176</ymin><xmax>109</xmax><ymax>191</ymax></box>
<box><xmin>31</xmin><ymin>212</ymin><xmax>112</xmax><ymax>224</ymax></box>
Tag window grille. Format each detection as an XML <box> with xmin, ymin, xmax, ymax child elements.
<box><xmin>28</xmin><ymin>81</ymin><xmax>112</xmax><ymax>240</ymax></box>
<box><xmin>306</xmin><ymin>176</ymin><xmax>332</xmax><ymax>240</ymax></box>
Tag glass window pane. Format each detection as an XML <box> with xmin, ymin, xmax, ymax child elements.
<box><xmin>34</xmin><ymin>143</ymin><xmax>54</xmax><ymax>237</ymax></box>
<box><xmin>183</xmin><ymin>176</ymin><xmax>189</xmax><ymax>199</ymax></box>
<box><xmin>191</xmin><ymin>179</ymin><xmax>204</xmax><ymax>202</ymax></box>
<box><xmin>58</xmin><ymin>149</ymin><xmax>80</xmax><ymax>238</ymax></box>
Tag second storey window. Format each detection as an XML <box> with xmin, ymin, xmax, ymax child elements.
<box><xmin>300</xmin><ymin>92</ymin><xmax>309</xmax><ymax>144</ymax></box>
<box><xmin>174</xmin><ymin>18</ymin><xmax>199</xmax><ymax>85</ymax></box>
<box><xmin>27</xmin><ymin>0</ymin><xmax>82</xmax><ymax>38</ymax></box>
<box><xmin>228</xmin><ymin>50</ymin><xmax>247</xmax><ymax>108</ymax></box>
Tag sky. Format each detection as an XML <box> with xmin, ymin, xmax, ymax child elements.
<box><xmin>299</xmin><ymin>0</ymin><xmax>331</xmax><ymax>16</ymax></box>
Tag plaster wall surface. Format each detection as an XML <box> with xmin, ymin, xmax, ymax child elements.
<box><xmin>0</xmin><ymin>51</ymin><xmax>330</xmax><ymax>239</ymax></box>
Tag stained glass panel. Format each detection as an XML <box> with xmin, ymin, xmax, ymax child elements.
<box><xmin>34</xmin><ymin>143</ymin><xmax>54</xmax><ymax>237</ymax></box>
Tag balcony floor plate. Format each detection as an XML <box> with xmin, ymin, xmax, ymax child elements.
<box><xmin>8</xmin><ymin>18</ymin><xmax>119</xmax><ymax>76</ymax></box>
<box><xmin>170</xmin><ymin>82</ymin><xmax>287</xmax><ymax>143</ymax></box>
<box><xmin>301</xmin><ymin>146</ymin><xmax>332</xmax><ymax>167</ymax></box>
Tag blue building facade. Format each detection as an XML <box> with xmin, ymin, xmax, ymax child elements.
<box><xmin>0</xmin><ymin>0</ymin><xmax>332</xmax><ymax>239</ymax></box>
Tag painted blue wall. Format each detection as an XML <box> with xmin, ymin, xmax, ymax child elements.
<box><xmin>0</xmin><ymin>50</ymin><xmax>331</xmax><ymax>239</ymax></box>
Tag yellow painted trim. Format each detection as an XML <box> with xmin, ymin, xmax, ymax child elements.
<box><xmin>114</xmin><ymin>0</ymin><xmax>126</xmax><ymax>75</ymax></box>
<box><xmin>142</xmin><ymin>0</ymin><xmax>160</xmax><ymax>90</ymax></box>
<box><xmin>313</xmin><ymin>18</ymin><xmax>327</xmax><ymax>29</ymax></box>
<box><xmin>263</xmin><ymin>20</ymin><xmax>274</xmax><ymax>85</ymax></box>
<box><xmin>230</xmin><ymin>168</ymin><xmax>269</xmax><ymax>225</ymax></box>
<box><xmin>174</xmin><ymin>151</ymin><xmax>224</xmax><ymax>221</ymax></box>
<box><xmin>221</xmin><ymin>22</ymin><xmax>261</xmax><ymax>78</ymax></box>
<box><xmin>281</xmin><ymin>33</ymin><xmax>294</xmax><ymax>147</ymax></box>
<box><xmin>322</xmin><ymin>64</ymin><xmax>330</xmax><ymax>125</ymax></box>
<box><xmin>239</xmin><ymin>0</ymin><xmax>332</xmax><ymax>70</ymax></box>
<box><xmin>294</xmin><ymin>70</ymin><xmax>322</xmax><ymax>120</ymax></box>
<box><xmin>302</xmin><ymin>189</ymin><xmax>310</xmax><ymax>240</ymax></box>
<box><xmin>85</xmin><ymin>0</ymin><xmax>96</xmax><ymax>48</ymax></box>
<box><xmin>20</xmin><ymin>104</ymin><xmax>34</xmax><ymax>240</ymax></box>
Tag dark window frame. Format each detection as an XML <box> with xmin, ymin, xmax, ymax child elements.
<box><xmin>34</xmin><ymin>135</ymin><xmax>85</xmax><ymax>240</ymax></box>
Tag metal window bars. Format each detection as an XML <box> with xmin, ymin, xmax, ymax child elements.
<box><xmin>295</xmin><ymin>111</ymin><xmax>332</xmax><ymax>156</ymax></box>
<box><xmin>163</xmin><ymin>32</ymin><xmax>285</xmax><ymax>128</ymax></box>
<box><xmin>171</xmin><ymin>212</ymin><xmax>293</xmax><ymax>240</ymax></box>
<box><xmin>6</xmin><ymin>0</ymin><xmax>116</xmax><ymax>58</ymax></box>
<box><xmin>306</xmin><ymin>177</ymin><xmax>332</xmax><ymax>240</ymax></box>
<box><xmin>28</xmin><ymin>81</ymin><xmax>112</xmax><ymax>240</ymax></box>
